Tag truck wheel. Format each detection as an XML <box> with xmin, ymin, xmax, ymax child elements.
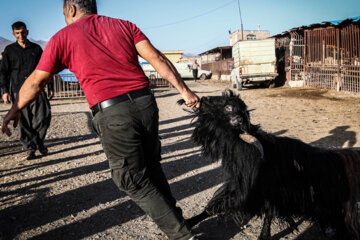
<box><xmin>199</xmin><ymin>74</ymin><xmax>207</xmax><ymax>80</ymax></box>
<box><xmin>268</xmin><ymin>81</ymin><xmax>276</xmax><ymax>88</ymax></box>
<box><xmin>235</xmin><ymin>77</ymin><xmax>243</xmax><ymax>90</ymax></box>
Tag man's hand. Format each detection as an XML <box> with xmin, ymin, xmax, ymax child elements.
<box><xmin>181</xmin><ymin>89</ymin><xmax>200</xmax><ymax>108</ymax></box>
<box><xmin>1</xmin><ymin>69</ymin><xmax>52</xmax><ymax>137</ymax></box>
<box><xmin>1</xmin><ymin>110</ymin><xmax>20</xmax><ymax>136</ymax></box>
<box><xmin>2</xmin><ymin>93</ymin><xmax>11</xmax><ymax>104</ymax></box>
<box><xmin>48</xmin><ymin>90</ymin><xmax>54</xmax><ymax>100</ymax></box>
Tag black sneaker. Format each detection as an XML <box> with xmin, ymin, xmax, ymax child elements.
<box><xmin>22</xmin><ymin>151</ymin><xmax>36</xmax><ymax>160</ymax></box>
<box><xmin>39</xmin><ymin>146</ymin><xmax>48</xmax><ymax>155</ymax></box>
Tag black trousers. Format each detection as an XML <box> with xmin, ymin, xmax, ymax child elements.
<box><xmin>91</xmin><ymin>93</ymin><xmax>192</xmax><ymax>240</ymax></box>
<box><xmin>192</xmin><ymin>69</ymin><xmax>198</xmax><ymax>80</ymax></box>
<box><xmin>13</xmin><ymin>91</ymin><xmax>51</xmax><ymax>152</ymax></box>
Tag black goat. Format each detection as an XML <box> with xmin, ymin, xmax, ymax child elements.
<box><xmin>179</xmin><ymin>89</ymin><xmax>360</xmax><ymax>240</ymax></box>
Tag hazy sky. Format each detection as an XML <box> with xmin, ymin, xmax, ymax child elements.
<box><xmin>0</xmin><ymin>0</ymin><xmax>359</xmax><ymax>54</ymax></box>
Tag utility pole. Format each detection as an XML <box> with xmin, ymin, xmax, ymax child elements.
<box><xmin>237</xmin><ymin>0</ymin><xmax>244</xmax><ymax>40</ymax></box>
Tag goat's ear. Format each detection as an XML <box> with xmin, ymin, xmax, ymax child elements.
<box><xmin>222</xmin><ymin>89</ymin><xmax>234</xmax><ymax>97</ymax></box>
<box><xmin>177</xmin><ymin>99</ymin><xmax>185</xmax><ymax>105</ymax></box>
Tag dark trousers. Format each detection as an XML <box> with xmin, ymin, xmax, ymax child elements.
<box><xmin>91</xmin><ymin>93</ymin><xmax>192</xmax><ymax>240</ymax></box>
<box><xmin>192</xmin><ymin>69</ymin><xmax>198</xmax><ymax>81</ymax></box>
<box><xmin>13</xmin><ymin>91</ymin><xmax>51</xmax><ymax>152</ymax></box>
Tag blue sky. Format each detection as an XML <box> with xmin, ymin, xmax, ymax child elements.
<box><xmin>0</xmin><ymin>0</ymin><xmax>359</xmax><ymax>54</ymax></box>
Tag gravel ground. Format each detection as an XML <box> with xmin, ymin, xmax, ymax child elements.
<box><xmin>1</xmin><ymin>80</ymin><xmax>360</xmax><ymax>240</ymax></box>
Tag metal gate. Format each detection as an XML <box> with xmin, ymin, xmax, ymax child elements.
<box><xmin>304</xmin><ymin>24</ymin><xmax>360</xmax><ymax>93</ymax></box>
<box><xmin>340</xmin><ymin>24</ymin><xmax>360</xmax><ymax>92</ymax></box>
<box><xmin>289</xmin><ymin>32</ymin><xmax>305</xmax><ymax>82</ymax></box>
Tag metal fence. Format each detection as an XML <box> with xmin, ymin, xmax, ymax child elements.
<box><xmin>305</xmin><ymin>66</ymin><xmax>338</xmax><ymax>89</ymax></box>
<box><xmin>201</xmin><ymin>58</ymin><xmax>234</xmax><ymax>76</ymax></box>
<box><xmin>275</xmin><ymin>23</ymin><xmax>360</xmax><ymax>94</ymax></box>
<box><xmin>304</xmin><ymin>24</ymin><xmax>360</xmax><ymax>93</ymax></box>
<box><xmin>51</xmin><ymin>74</ymin><xmax>85</xmax><ymax>99</ymax></box>
<box><xmin>144</xmin><ymin>71</ymin><xmax>172</xmax><ymax>88</ymax></box>
<box><xmin>289</xmin><ymin>32</ymin><xmax>305</xmax><ymax>82</ymax></box>
<box><xmin>51</xmin><ymin>72</ymin><xmax>171</xmax><ymax>99</ymax></box>
<box><xmin>341</xmin><ymin>65</ymin><xmax>360</xmax><ymax>92</ymax></box>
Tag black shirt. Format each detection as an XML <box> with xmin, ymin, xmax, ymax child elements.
<box><xmin>0</xmin><ymin>41</ymin><xmax>43</xmax><ymax>95</ymax></box>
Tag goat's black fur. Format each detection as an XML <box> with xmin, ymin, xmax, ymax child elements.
<box><xmin>179</xmin><ymin>90</ymin><xmax>360</xmax><ymax>240</ymax></box>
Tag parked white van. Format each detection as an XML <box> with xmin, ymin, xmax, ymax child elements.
<box><xmin>141</xmin><ymin>63</ymin><xmax>212</xmax><ymax>80</ymax></box>
<box><xmin>231</xmin><ymin>38</ymin><xmax>278</xmax><ymax>89</ymax></box>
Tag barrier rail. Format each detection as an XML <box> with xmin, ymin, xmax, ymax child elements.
<box><xmin>51</xmin><ymin>72</ymin><xmax>171</xmax><ymax>99</ymax></box>
<box><xmin>145</xmin><ymin>71</ymin><xmax>172</xmax><ymax>88</ymax></box>
<box><xmin>51</xmin><ymin>74</ymin><xmax>85</xmax><ymax>99</ymax></box>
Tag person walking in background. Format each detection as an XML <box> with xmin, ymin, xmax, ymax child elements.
<box><xmin>1</xmin><ymin>1</ymin><xmax>199</xmax><ymax>239</ymax></box>
<box><xmin>0</xmin><ymin>21</ymin><xmax>53</xmax><ymax>160</ymax></box>
<box><xmin>192</xmin><ymin>60</ymin><xmax>200</xmax><ymax>82</ymax></box>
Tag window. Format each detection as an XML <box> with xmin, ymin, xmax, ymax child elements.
<box><xmin>247</xmin><ymin>34</ymin><xmax>256</xmax><ymax>40</ymax></box>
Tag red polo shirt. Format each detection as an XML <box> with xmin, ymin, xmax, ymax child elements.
<box><xmin>36</xmin><ymin>15</ymin><xmax>149</xmax><ymax>108</ymax></box>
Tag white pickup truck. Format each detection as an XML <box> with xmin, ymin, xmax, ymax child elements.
<box><xmin>231</xmin><ymin>38</ymin><xmax>278</xmax><ymax>90</ymax></box>
<box><xmin>141</xmin><ymin>63</ymin><xmax>212</xmax><ymax>80</ymax></box>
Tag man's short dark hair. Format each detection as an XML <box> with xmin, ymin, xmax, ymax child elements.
<box><xmin>63</xmin><ymin>0</ymin><xmax>97</xmax><ymax>14</ymax></box>
<box><xmin>12</xmin><ymin>21</ymin><xmax>27</xmax><ymax>31</ymax></box>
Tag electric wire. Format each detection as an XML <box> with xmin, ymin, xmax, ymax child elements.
<box><xmin>143</xmin><ymin>0</ymin><xmax>236</xmax><ymax>30</ymax></box>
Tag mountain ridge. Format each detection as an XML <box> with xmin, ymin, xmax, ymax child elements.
<box><xmin>0</xmin><ymin>36</ymin><xmax>48</xmax><ymax>53</ymax></box>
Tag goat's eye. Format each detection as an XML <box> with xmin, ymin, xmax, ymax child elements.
<box><xmin>225</xmin><ymin>105</ymin><xmax>233</xmax><ymax>112</ymax></box>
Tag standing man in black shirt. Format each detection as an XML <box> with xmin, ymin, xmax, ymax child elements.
<box><xmin>0</xmin><ymin>21</ymin><xmax>53</xmax><ymax>160</ymax></box>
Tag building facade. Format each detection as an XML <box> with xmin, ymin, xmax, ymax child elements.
<box><xmin>229</xmin><ymin>30</ymin><xmax>270</xmax><ymax>46</ymax></box>
<box><xmin>161</xmin><ymin>50</ymin><xmax>184</xmax><ymax>63</ymax></box>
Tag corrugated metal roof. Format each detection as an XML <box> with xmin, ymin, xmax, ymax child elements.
<box><xmin>272</xmin><ymin>16</ymin><xmax>360</xmax><ymax>37</ymax></box>
<box><xmin>324</xmin><ymin>16</ymin><xmax>360</xmax><ymax>25</ymax></box>
<box><xmin>199</xmin><ymin>46</ymin><xmax>232</xmax><ymax>55</ymax></box>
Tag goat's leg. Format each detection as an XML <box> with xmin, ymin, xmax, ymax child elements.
<box><xmin>187</xmin><ymin>211</ymin><xmax>211</xmax><ymax>228</ymax></box>
<box><xmin>186</xmin><ymin>187</ymin><xmax>228</xmax><ymax>229</ymax></box>
<box><xmin>187</xmin><ymin>183</ymin><xmax>241</xmax><ymax>228</ymax></box>
<box><xmin>258</xmin><ymin>214</ymin><xmax>272</xmax><ymax>240</ymax></box>
<box><xmin>285</xmin><ymin>217</ymin><xmax>298</xmax><ymax>232</ymax></box>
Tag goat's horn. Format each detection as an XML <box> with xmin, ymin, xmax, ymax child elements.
<box><xmin>222</xmin><ymin>89</ymin><xmax>234</xmax><ymax>97</ymax></box>
<box><xmin>239</xmin><ymin>133</ymin><xmax>264</xmax><ymax>159</ymax></box>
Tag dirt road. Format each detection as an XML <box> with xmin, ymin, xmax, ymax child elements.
<box><xmin>1</xmin><ymin>81</ymin><xmax>360</xmax><ymax>240</ymax></box>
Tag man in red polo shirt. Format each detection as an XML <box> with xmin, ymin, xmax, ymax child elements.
<box><xmin>1</xmin><ymin>1</ymin><xmax>199</xmax><ymax>239</ymax></box>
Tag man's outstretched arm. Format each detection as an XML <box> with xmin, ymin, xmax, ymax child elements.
<box><xmin>1</xmin><ymin>69</ymin><xmax>52</xmax><ymax>136</ymax></box>
<box><xmin>135</xmin><ymin>40</ymin><xmax>200</xmax><ymax>108</ymax></box>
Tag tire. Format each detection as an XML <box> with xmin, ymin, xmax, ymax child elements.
<box><xmin>268</xmin><ymin>81</ymin><xmax>276</xmax><ymax>88</ymax></box>
<box><xmin>199</xmin><ymin>73</ymin><xmax>207</xmax><ymax>80</ymax></box>
<box><xmin>236</xmin><ymin>77</ymin><xmax>243</xmax><ymax>90</ymax></box>
<box><xmin>149</xmin><ymin>74</ymin><xmax>156</xmax><ymax>80</ymax></box>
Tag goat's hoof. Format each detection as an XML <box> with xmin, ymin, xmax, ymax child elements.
<box><xmin>258</xmin><ymin>235</ymin><xmax>271</xmax><ymax>240</ymax></box>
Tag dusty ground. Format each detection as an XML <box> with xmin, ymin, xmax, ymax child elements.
<box><xmin>1</xmin><ymin>80</ymin><xmax>360</xmax><ymax>240</ymax></box>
